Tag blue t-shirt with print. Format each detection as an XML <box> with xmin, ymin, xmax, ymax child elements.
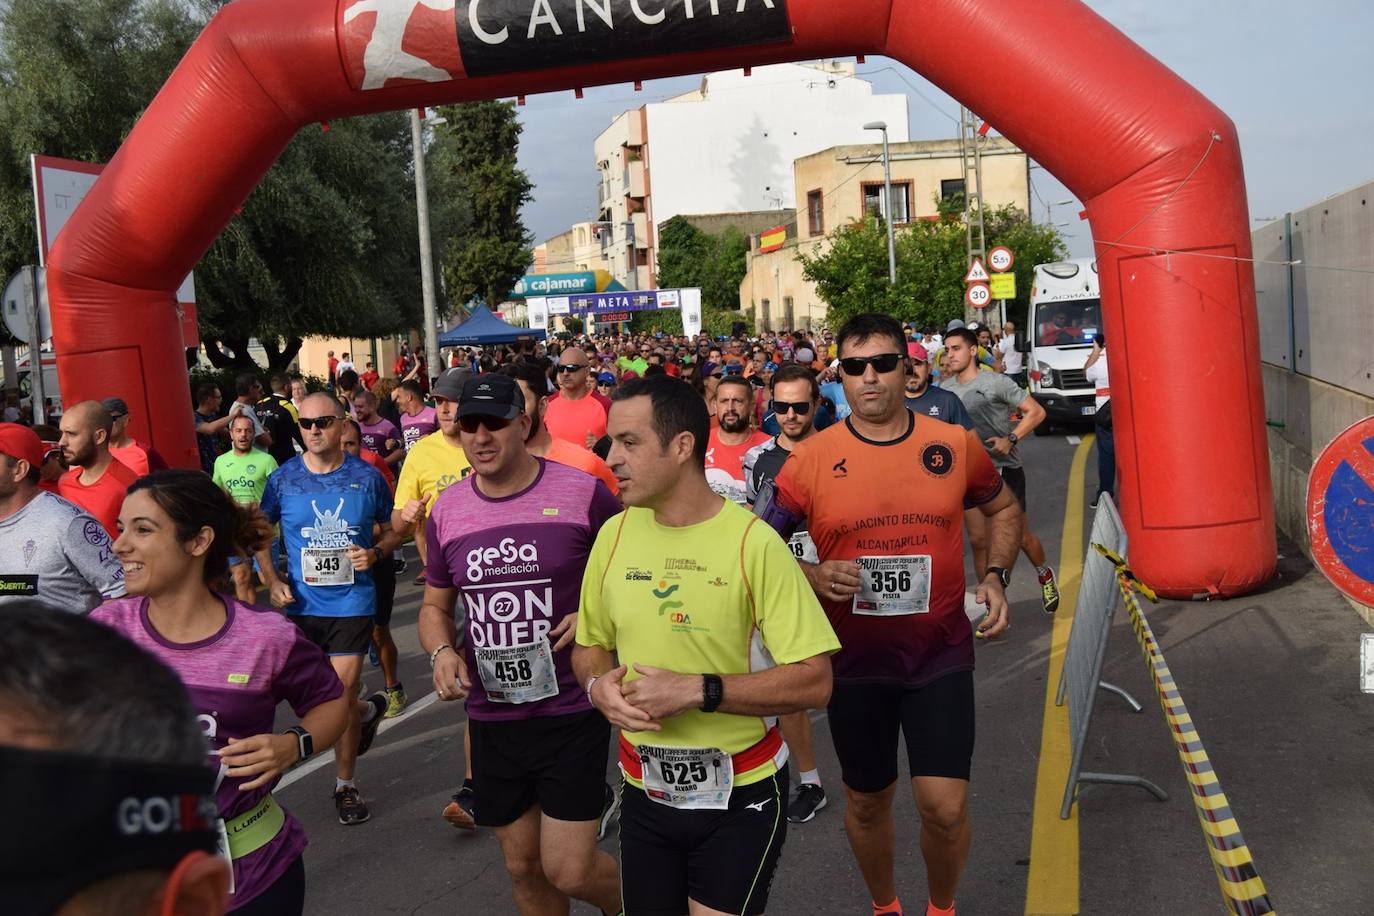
<box><xmin>259</xmin><ymin>454</ymin><xmax>391</xmax><ymax>618</ymax></box>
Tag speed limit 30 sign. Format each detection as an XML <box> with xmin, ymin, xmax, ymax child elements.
<box><xmin>965</xmin><ymin>282</ymin><xmax>991</xmax><ymax>309</ymax></box>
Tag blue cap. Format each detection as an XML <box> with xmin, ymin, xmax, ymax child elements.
<box><xmin>597</xmin><ymin>372</ymin><xmax>616</xmax><ymax>385</ymax></box>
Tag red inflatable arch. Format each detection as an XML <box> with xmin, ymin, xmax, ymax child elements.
<box><xmin>45</xmin><ymin>0</ymin><xmax>1275</xmax><ymax>598</ymax></box>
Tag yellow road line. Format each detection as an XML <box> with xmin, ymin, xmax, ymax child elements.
<box><xmin>1024</xmin><ymin>434</ymin><xmax>1095</xmax><ymax>915</ymax></box>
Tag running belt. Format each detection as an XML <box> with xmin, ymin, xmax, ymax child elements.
<box><xmin>0</xmin><ymin>745</ymin><xmax>217</xmax><ymax>916</ymax></box>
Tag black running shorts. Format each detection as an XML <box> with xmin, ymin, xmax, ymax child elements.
<box><xmin>619</xmin><ymin>764</ymin><xmax>788</xmax><ymax>916</ymax></box>
<box><xmin>827</xmin><ymin>671</ymin><xmax>975</xmax><ymax>792</ymax></box>
<box><xmin>468</xmin><ymin>709</ymin><xmax>610</xmax><ymax>827</ymax></box>
<box><xmin>999</xmin><ymin>465</ymin><xmax>1028</xmax><ymax>511</ymax></box>
<box><xmin>371</xmin><ymin>553</ymin><xmax>396</xmax><ymax>627</ymax></box>
<box><xmin>290</xmin><ymin>614</ymin><xmax>373</xmax><ymax>657</ymax></box>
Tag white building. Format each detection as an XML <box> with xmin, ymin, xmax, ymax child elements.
<box><xmin>593</xmin><ymin>61</ymin><xmax>910</xmax><ymax>289</ymax></box>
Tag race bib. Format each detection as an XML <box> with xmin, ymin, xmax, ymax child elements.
<box><xmin>301</xmin><ymin>547</ymin><xmax>354</xmax><ymax>586</ymax></box>
<box><xmin>474</xmin><ymin>638</ymin><xmax>559</xmax><ymax>704</ymax></box>
<box><xmin>787</xmin><ymin>530</ymin><xmax>818</xmax><ymax>564</ymax></box>
<box><xmin>640</xmin><ymin>745</ymin><xmax>733</xmax><ymax>810</ymax></box>
<box><xmin>214</xmin><ymin>819</ymin><xmax>236</xmax><ymax>896</ymax></box>
<box><xmin>853</xmin><ymin>555</ymin><xmax>932</xmax><ymax>616</ymax></box>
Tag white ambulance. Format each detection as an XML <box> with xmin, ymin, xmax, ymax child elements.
<box><xmin>1025</xmin><ymin>259</ymin><xmax>1101</xmax><ymax>429</ymax></box>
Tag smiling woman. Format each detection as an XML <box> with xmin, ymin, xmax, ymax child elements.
<box><xmin>93</xmin><ymin>469</ymin><xmax>351</xmax><ymax>915</ymax></box>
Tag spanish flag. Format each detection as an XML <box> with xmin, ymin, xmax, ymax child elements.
<box><xmin>759</xmin><ymin>225</ymin><xmax>786</xmax><ymax>253</ymax></box>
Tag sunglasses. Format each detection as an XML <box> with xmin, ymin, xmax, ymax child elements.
<box><xmin>458</xmin><ymin>415</ymin><xmax>512</xmax><ymax>434</ymax></box>
<box><xmin>838</xmin><ymin>353</ymin><xmax>904</xmax><ymax>376</ymax></box>
<box><xmin>770</xmin><ymin>400</ymin><xmax>813</xmax><ymax>416</ymax></box>
<box><xmin>557</xmin><ymin>364</ymin><xmax>587</xmax><ymax>373</ymax></box>
<box><xmin>298</xmin><ymin>416</ymin><xmax>340</xmax><ymax>430</ymax></box>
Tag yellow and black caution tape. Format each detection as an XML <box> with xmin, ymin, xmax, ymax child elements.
<box><xmin>1095</xmin><ymin>543</ymin><xmax>1276</xmax><ymax>915</ymax></box>
<box><xmin>1091</xmin><ymin>542</ymin><xmax>1158</xmax><ymax>603</ymax></box>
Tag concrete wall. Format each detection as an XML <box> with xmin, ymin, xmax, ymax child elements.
<box><xmin>1256</xmin><ymin>179</ymin><xmax>1374</xmax><ymax>617</ymax></box>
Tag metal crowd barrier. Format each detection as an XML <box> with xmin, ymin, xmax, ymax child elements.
<box><xmin>1056</xmin><ymin>493</ymin><xmax>1168</xmax><ymax>818</ymax></box>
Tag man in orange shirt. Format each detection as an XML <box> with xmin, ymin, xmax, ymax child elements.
<box><xmin>57</xmin><ymin>401</ymin><xmax>138</xmax><ymax>538</ymax></box>
<box><xmin>759</xmin><ymin>313</ymin><xmax>1022</xmax><ymax>916</ymax></box>
<box><xmin>704</xmin><ymin>377</ymin><xmax>769</xmax><ymax>505</ymax></box>
<box><xmin>545</xmin><ymin>347</ymin><xmax>610</xmax><ymax>450</ymax></box>
<box><xmin>500</xmin><ymin>363</ymin><xmax>619</xmax><ymax>496</ymax></box>
<box><xmin>101</xmin><ymin>397</ymin><xmax>168</xmax><ymax>477</ymax></box>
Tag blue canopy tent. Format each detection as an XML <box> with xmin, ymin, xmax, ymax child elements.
<box><xmin>437</xmin><ymin>304</ymin><xmax>545</xmax><ymax>346</ymax></box>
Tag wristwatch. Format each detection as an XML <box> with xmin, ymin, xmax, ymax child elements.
<box><xmin>285</xmin><ymin>726</ymin><xmax>313</xmax><ymax>762</ymax></box>
<box><xmin>1007</xmin><ymin>432</ymin><xmax>1019</xmax><ymax>445</ymax></box>
<box><xmin>700</xmin><ymin>674</ymin><xmax>724</xmax><ymax>713</ymax></box>
<box><xmin>986</xmin><ymin>566</ymin><xmax>1012</xmax><ymax>588</ymax></box>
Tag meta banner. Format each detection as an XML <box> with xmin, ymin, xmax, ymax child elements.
<box><xmin>457</xmin><ymin>0</ymin><xmax>793</xmax><ymax>77</ymax></box>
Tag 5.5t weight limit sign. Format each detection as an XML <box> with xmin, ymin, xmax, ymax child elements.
<box><xmin>988</xmin><ymin>246</ymin><xmax>1015</xmax><ymax>272</ymax></box>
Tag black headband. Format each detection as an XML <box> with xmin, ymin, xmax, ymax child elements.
<box><xmin>0</xmin><ymin>745</ymin><xmax>217</xmax><ymax>916</ymax></box>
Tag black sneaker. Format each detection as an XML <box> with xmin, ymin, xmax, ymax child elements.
<box><xmin>356</xmin><ymin>691</ymin><xmax>388</xmax><ymax>757</ymax></box>
<box><xmin>597</xmin><ymin>783</ymin><xmax>621</xmax><ymax>841</ymax></box>
<box><xmin>787</xmin><ymin>782</ymin><xmax>828</xmax><ymax>823</ymax></box>
<box><xmin>442</xmin><ymin>784</ymin><xmax>476</xmax><ymax>830</ymax></box>
<box><xmin>334</xmin><ymin>786</ymin><xmax>371</xmax><ymax>825</ymax></box>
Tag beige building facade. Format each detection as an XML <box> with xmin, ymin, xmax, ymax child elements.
<box><xmin>532</xmin><ymin>221</ymin><xmax>613</xmax><ymax>276</ymax></box>
<box><xmin>741</xmin><ymin>136</ymin><xmax>1030</xmax><ymax>331</ymax></box>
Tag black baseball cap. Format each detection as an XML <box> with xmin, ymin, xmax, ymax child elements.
<box><xmin>432</xmin><ymin>367</ymin><xmax>471</xmax><ymax>401</ymax></box>
<box><xmin>458</xmin><ymin>373</ymin><xmax>524</xmax><ymax>421</ymax></box>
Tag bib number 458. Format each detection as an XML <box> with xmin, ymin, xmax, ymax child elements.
<box><xmin>493</xmin><ymin>659</ymin><xmax>533</xmax><ymax>683</ymax></box>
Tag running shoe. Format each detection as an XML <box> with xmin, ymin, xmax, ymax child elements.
<box><xmin>413</xmin><ymin>569</ymin><xmax>428</xmax><ymax>586</ymax></box>
<box><xmin>384</xmin><ymin>684</ymin><xmax>407</xmax><ymax>718</ymax></box>
<box><xmin>334</xmin><ymin>786</ymin><xmax>371</xmax><ymax>825</ymax></box>
<box><xmin>442</xmin><ymin>783</ymin><xmax>477</xmax><ymax>830</ymax></box>
<box><xmin>392</xmin><ymin>554</ymin><xmax>407</xmax><ymax>575</ymax></box>
<box><xmin>597</xmin><ymin>783</ymin><xmax>621</xmax><ymax>841</ymax></box>
<box><xmin>787</xmin><ymin>783</ymin><xmax>828</xmax><ymax>823</ymax></box>
<box><xmin>356</xmin><ymin>691</ymin><xmax>388</xmax><ymax>757</ymax></box>
<box><xmin>1039</xmin><ymin>567</ymin><xmax>1061</xmax><ymax>614</ymax></box>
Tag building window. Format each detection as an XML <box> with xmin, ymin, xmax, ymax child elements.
<box><xmin>761</xmin><ymin>298</ymin><xmax>771</xmax><ymax>332</ymax></box>
<box><xmin>940</xmin><ymin>179</ymin><xmax>966</xmax><ymax>202</ymax></box>
<box><xmin>807</xmin><ymin>190</ymin><xmax>824</xmax><ymax>236</ymax></box>
<box><xmin>783</xmin><ymin>297</ymin><xmax>795</xmax><ymax>331</ymax></box>
<box><xmin>861</xmin><ymin>181</ymin><xmax>912</xmax><ymax>225</ymax></box>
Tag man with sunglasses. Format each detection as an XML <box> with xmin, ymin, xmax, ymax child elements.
<box><xmin>760</xmin><ymin>313</ymin><xmax>1022</xmax><ymax>916</ymax></box>
<box><xmin>545</xmin><ymin>347</ymin><xmax>611</xmax><ymax>450</ymax></box>
<box><xmin>101</xmin><ymin>397</ymin><xmax>168</xmax><ymax>477</ymax></box>
<box><xmin>257</xmin><ymin>393</ymin><xmax>398</xmax><ymax>826</ymax></box>
<box><xmin>903</xmin><ymin>346</ymin><xmax>973</xmax><ymax>431</ymax></box>
<box><xmin>419</xmin><ymin>374</ymin><xmax>624</xmax><ymax>916</ymax></box>
<box><xmin>742</xmin><ymin>365</ymin><xmax>832</xmax><ymax>826</ymax></box>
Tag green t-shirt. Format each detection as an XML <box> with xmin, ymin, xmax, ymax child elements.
<box><xmin>212</xmin><ymin>448</ymin><xmax>279</xmax><ymax>505</ymax></box>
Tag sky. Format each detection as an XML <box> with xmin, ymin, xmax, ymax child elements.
<box><xmin>514</xmin><ymin>0</ymin><xmax>1373</xmax><ymax>260</ymax></box>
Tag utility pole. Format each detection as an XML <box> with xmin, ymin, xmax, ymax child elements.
<box><xmin>410</xmin><ymin>108</ymin><xmax>441</xmax><ymax>384</ymax></box>
<box><xmin>958</xmin><ymin>106</ymin><xmax>988</xmax><ymax>321</ymax></box>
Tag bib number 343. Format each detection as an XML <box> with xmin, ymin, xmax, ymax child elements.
<box><xmin>640</xmin><ymin>745</ymin><xmax>733</xmax><ymax>810</ymax></box>
<box><xmin>301</xmin><ymin>547</ymin><xmax>354</xmax><ymax>586</ymax></box>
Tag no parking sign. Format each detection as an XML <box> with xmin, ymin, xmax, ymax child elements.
<box><xmin>1307</xmin><ymin>416</ymin><xmax>1374</xmax><ymax>607</ymax></box>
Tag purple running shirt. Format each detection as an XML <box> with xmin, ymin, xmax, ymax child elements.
<box><xmin>400</xmin><ymin>406</ymin><xmax>439</xmax><ymax>452</ymax></box>
<box><xmin>92</xmin><ymin>595</ymin><xmax>342</xmax><ymax>910</ymax></box>
<box><xmin>425</xmin><ymin>459</ymin><xmax>621</xmax><ymax>721</ymax></box>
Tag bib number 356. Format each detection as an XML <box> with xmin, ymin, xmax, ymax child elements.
<box><xmin>853</xmin><ymin>555</ymin><xmax>931</xmax><ymax>616</ymax></box>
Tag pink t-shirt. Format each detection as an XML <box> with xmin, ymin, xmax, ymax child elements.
<box><xmin>400</xmin><ymin>406</ymin><xmax>439</xmax><ymax>452</ymax></box>
<box><xmin>544</xmin><ymin>391</ymin><xmax>610</xmax><ymax>448</ymax></box>
<box><xmin>91</xmin><ymin>595</ymin><xmax>342</xmax><ymax>909</ymax></box>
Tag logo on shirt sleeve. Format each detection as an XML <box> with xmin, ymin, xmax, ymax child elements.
<box><xmin>921</xmin><ymin>443</ymin><xmax>955</xmax><ymax>478</ymax></box>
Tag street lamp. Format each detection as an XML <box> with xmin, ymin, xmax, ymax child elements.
<box><xmin>1047</xmin><ymin>197</ymin><xmax>1074</xmax><ymax>226</ymax></box>
<box><xmin>863</xmin><ymin>120</ymin><xmax>897</xmax><ymax>285</ymax></box>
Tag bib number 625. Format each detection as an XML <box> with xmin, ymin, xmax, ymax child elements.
<box><xmin>660</xmin><ymin>760</ymin><xmax>709</xmax><ymax>785</ymax></box>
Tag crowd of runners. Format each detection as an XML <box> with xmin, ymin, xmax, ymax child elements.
<box><xmin>1</xmin><ymin>310</ymin><xmax>1088</xmax><ymax>916</ymax></box>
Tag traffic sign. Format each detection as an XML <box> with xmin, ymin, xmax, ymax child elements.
<box><xmin>2</xmin><ymin>266</ymin><xmax>50</xmax><ymax>343</ymax></box>
<box><xmin>1307</xmin><ymin>416</ymin><xmax>1374</xmax><ymax>607</ymax></box>
<box><xmin>965</xmin><ymin>282</ymin><xmax>991</xmax><ymax>309</ymax></box>
<box><xmin>988</xmin><ymin>246</ymin><xmax>1015</xmax><ymax>272</ymax></box>
<box><xmin>989</xmin><ymin>273</ymin><xmax>1017</xmax><ymax>300</ymax></box>
<box><xmin>964</xmin><ymin>258</ymin><xmax>990</xmax><ymax>283</ymax></box>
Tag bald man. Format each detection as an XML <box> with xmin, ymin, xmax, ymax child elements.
<box><xmin>544</xmin><ymin>347</ymin><xmax>610</xmax><ymax>449</ymax></box>
<box><xmin>57</xmin><ymin>401</ymin><xmax>138</xmax><ymax>538</ymax></box>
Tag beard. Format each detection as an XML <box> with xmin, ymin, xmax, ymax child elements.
<box><xmin>719</xmin><ymin>413</ymin><xmax>750</xmax><ymax>434</ymax></box>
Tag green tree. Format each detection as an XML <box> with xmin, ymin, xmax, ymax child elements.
<box><xmin>648</xmin><ymin>216</ymin><xmax>749</xmax><ymax>335</ymax></box>
<box><xmin>0</xmin><ymin>0</ymin><xmax>201</xmax><ymax>336</ymax></box>
<box><xmin>437</xmin><ymin>101</ymin><xmax>532</xmax><ymax>311</ymax></box>
<box><xmin>798</xmin><ymin>203</ymin><xmax>1067</xmax><ymax>330</ymax></box>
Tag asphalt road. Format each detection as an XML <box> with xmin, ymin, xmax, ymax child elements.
<box><xmin>271</xmin><ymin>431</ymin><xmax>1374</xmax><ymax>915</ymax></box>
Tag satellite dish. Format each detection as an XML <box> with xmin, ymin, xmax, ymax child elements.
<box><xmin>2</xmin><ymin>267</ymin><xmax>51</xmax><ymax>344</ymax></box>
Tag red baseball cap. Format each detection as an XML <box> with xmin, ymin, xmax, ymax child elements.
<box><xmin>0</xmin><ymin>423</ymin><xmax>44</xmax><ymax>470</ymax></box>
<box><xmin>908</xmin><ymin>343</ymin><xmax>929</xmax><ymax>362</ymax></box>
